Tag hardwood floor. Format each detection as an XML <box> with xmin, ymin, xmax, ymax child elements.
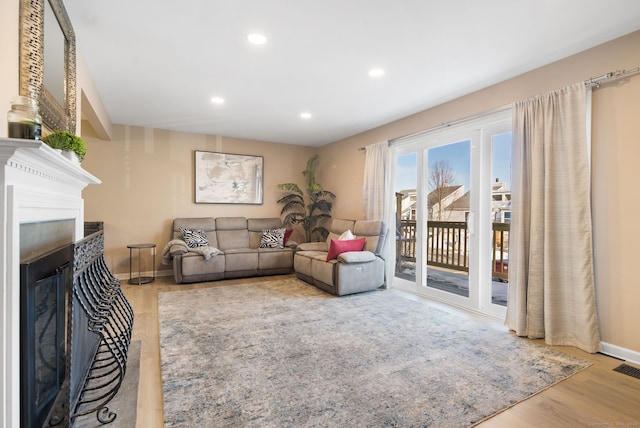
<box><xmin>123</xmin><ymin>275</ymin><xmax>640</xmax><ymax>428</ymax></box>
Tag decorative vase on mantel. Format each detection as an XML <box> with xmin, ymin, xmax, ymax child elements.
<box><xmin>61</xmin><ymin>149</ymin><xmax>80</xmax><ymax>164</ymax></box>
<box><xmin>7</xmin><ymin>96</ymin><xmax>42</xmax><ymax>140</ymax></box>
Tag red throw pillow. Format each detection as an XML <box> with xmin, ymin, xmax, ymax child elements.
<box><xmin>326</xmin><ymin>237</ymin><xmax>366</xmax><ymax>261</ymax></box>
<box><xmin>283</xmin><ymin>228</ymin><xmax>293</xmax><ymax>245</ymax></box>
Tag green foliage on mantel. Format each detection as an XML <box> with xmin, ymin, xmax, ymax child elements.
<box><xmin>42</xmin><ymin>131</ymin><xmax>86</xmax><ymax>161</ymax></box>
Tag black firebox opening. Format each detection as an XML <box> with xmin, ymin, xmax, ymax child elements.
<box><xmin>20</xmin><ymin>245</ymin><xmax>72</xmax><ymax>428</ymax></box>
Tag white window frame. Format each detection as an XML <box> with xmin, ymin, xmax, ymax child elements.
<box><xmin>392</xmin><ymin>109</ymin><xmax>511</xmax><ymax>319</ymax></box>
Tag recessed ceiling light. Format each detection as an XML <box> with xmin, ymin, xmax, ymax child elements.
<box><xmin>300</xmin><ymin>112</ymin><xmax>312</xmax><ymax>119</ymax></box>
<box><xmin>368</xmin><ymin>68</ymin><xmax>385</xmax><ymax>78</ymax></box>
<box><xmin>210</xmin><ymin>97</ymin><xmax>225</xmax><ymax>104</ymax></box>
<box><xmin>247</xmin><ymin>33</ymin><xmax>267</xmax><ymax>45</ymax></box>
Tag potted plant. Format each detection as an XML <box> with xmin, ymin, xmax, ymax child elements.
<box><xmin>42</xmin><ymin>131</ymin><xmax>86</xmax><ymax>163</ymax></box>
<box><xmin>277</xmin><ymin>154</ymin><xmax>336</xmax><ymax>242</ymax></box>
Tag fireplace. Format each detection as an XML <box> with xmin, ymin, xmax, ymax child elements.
<box><xmin>1</xmin><ymin>139</ymin><xmax>102</xmax><ymax>428</ymax></box>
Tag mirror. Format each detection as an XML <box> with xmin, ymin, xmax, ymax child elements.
<box><xmin>19</xmin><ymin>0</ymin><xmax>77</xmax><ymax>134</ymax></box>
<box><xmin>43</xmin><ymin>0</ymin><xmax>66</xmax><ymax>108</ymax></box>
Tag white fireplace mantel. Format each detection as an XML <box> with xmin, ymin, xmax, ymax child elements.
<box><xmin>0</xmin><ymin>138</ymin><xmax>100</xmax><ymax>428</ymax></box>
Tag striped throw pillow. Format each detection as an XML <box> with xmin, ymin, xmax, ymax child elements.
<box><xmin>259</xmin><ymin>228</ymin><xmax>285</xmax><ymax>248</ymax></box>
<box><xmin>179</xmin><ymin>227</ymin><xmax>209</xmax><ymax>248</ymax></box>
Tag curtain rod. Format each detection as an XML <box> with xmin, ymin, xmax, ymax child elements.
<box><xmin>357</xmin><ymin>103</ymin><xmax>510</xmax><ymax>151</ymax></box>
<box><xmin>358</xmin><ymin>66</ymin><xmax>639</xmax><ymax>152</ymax></box>
<box><xmin>584</xmin><ymin>67</ymin><xmax>640</xmax><ymax>88</ymax></box>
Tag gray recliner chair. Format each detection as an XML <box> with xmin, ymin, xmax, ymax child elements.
<box><xmin>294</xmin><ymin>218</ymin><xmax>388</xmax><ymax>296</ymax></box>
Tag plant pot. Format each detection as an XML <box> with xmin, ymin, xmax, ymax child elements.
<box><xmin>62</xmin><ymin>150</ymin><xmax>80</xmax><ymax>164</ymax></box>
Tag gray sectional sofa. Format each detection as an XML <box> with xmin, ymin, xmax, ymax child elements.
<box><xmin>166</xmin><ymin>216</ymin><xmax>388</xmax><ymax>297</ymax></box>
<box><xmin>168</xmin><ymin>217</ymin><xmax>296</xmax><ymax>284</ymax></box>
<box><xmin>294</xmin><ymin>218</ymin><xmax>388</xmax><ymax>296</ymax></box>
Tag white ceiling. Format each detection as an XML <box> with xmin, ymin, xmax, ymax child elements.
<box><xmin>64</xmin><ymin>0</ymin><xmax>640</xmax><ymax>147</ymax></box>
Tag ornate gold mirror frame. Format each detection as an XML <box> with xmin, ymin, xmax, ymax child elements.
<box><xmin>19</xmin><ymin>0</ymin><xmax>76</xmax><ymax>133</ymax></box>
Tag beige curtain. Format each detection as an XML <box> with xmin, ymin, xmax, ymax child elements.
<box><xmin>362</xmin><ymin>140</ymin><xmax>395</xmax><ymax>287</ymax></box>
<box><xmin>362</xmin><ymin>141</ymin><xmax>389</xmax><ymax>220</ymax></box>
<box><xmin>506</xmin><ymin>83</ymin><xmax>602</xmax><ymax>353</ymax></box>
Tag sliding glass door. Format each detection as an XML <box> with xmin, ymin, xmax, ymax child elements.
<box><xmin>425</xmin><ymin>140</ymin><xmax>471</xmax><ymax>301</ymax></box>
<box><xmin>393</xmin><ymin>111</ymin><xmax>511</xmax><ymax>318</ymax></box>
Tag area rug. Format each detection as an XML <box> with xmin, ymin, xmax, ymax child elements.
<box><xmin>158</xmin><ymin>278</ymin><xmax>590</xmax><ymax>427</ymax></box>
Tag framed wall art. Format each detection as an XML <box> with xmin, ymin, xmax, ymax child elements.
<box><xmin>194</xmin><ymin>151</ymin><xmax>264</xmax><ymax>204</ymax></box>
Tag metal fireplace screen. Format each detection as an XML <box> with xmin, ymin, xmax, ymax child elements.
<box><xmin>66</xmin><ymin>230</ymin><xmax>134</xmax><ymax>424</ymax></box>
<box><xmin>27</xmin><ymin>230</ymin><xmax>136</xmax><ymax>427</ymax></box>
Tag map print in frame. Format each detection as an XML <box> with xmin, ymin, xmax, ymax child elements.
<box><xmin>194</xmin><ymin>151</ymin><xmax>264</xmax><ymax>204</ymax></box>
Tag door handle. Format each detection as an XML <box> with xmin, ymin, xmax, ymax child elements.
<box><xmin>467</xmin><ymin>211</ymin><xmax>474</xmax><ymax>235</ymax></box>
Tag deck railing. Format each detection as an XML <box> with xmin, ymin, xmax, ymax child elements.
<box><xmin>396</xmin><ymin>219</ymin><xmax>509</xmax><ymax>281</ymax></box>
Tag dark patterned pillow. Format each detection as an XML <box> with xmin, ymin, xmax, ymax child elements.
<box><xmin>179</xmin><ymin>227</ymin><xmax>209</xmax><ymax>248</ymax></box>
<box><xmin>259</xmin><ymin>228</ymin><xmax>285</xmax><ymax>248</ymax></box>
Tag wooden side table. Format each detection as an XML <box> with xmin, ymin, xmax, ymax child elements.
<box><xmin>127</xmin><ymin>243</ymin><xmax>156</xmax><ymax>285</ymax></box>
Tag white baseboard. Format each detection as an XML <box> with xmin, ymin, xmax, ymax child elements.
<box><xmin>156</xmin><ymin>269</ymin><xmax>173</xmax><ymax>277</ymax></box>
<box><xmin>600</xmin><ymin>341</ymin><xmax>640</xmax><ymax>365</ymax></box>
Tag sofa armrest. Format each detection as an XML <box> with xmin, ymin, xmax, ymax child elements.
<box><xmin>162</xmin><ymin>239</ymin><xmax>189</xmax><ymax>265</ymax></box>
<box><xmin>337</xmin><ymin>251</ymin><xmax>376</xmax><ymax>263</ymax></box>
<box><xmin>170</xmin><ymin>246</ymin><xmax>188</xmax><ymax>256</ymax></box>
<box><xmin>296</xmin><ymin>242</ymin><xmax>328</xmax><ymax>252</ymax></box>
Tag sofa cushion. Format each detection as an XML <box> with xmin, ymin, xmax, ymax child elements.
<box><xmin>216</xmin><ymin>217</ymin><xmax>248</xmax><ymax>230</ymax></box>
<box><xmin>216</xmin><ymin>217</ymin><xmax>249</xmax><ymax>250</ymax></box>
<box><xmin>179</xmin><ymin>227</ymin><xmax>209</xmax><ymax>248</ymax></box>
<box><xmin>248</xmin><ymin>218</ymin><xmax>284</xmax><ymax>248</ymax></box>
<box><xmin>294</xmin><ymin>250</ymin><xmax>325</xmax><ymax>277</ymax></box>
<box><xmin>326</xmin><ymin>219</ymin><xmax>356</xmax><ymax>244</ymax></box>
<box><xmin>258</xmin><ymin>247</ymin><xmax>294</xmax><ymax>270</ymax></box>
<box><xmin>259</xmin><ymin>228</ymin><xmax>286</xmax><ymax>248</ymax></box>
<box><xmin>326</xmin><ymin>237</ymin><xmax>366</xmax><ymax>261</ymax></box>
<box><xmin>296</xmin><ymin>242</ymin><xmax>328</xmax><ymax>252</ymax></box>
<box><xmin>179</xmin><ymin>252</ymin><xmax>225</xmax><ymax>276</ymax></box>
<box><xmin>173</xmin><ymin>217</ymin><xmax>218</xmax><ymax>248</ymax></box>
<box><xmin>223</xmin><ymin>248</ymin><xmax>259</xmax><ymax>271</ymax></box>
<box><xmin>353</xmin><ymin>220</ymin><xmax>387</xmax><ymax>255</ymax></box>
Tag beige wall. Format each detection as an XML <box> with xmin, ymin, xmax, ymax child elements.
<box><xmin>317</xmin><ymin>31</ymin><xmax>640</xmax><ymax>355</ymax></box>
<box><xmin>591</xmin><ymin>70</ymin><xmax>640</xmax><ymax>357</ymax></box>
<box><xmin>77</xmin><ymin>56</ymin><xmax>113</xmax><ymax>140</ymax></box>
<box><xmin>81</xmin><ymin>125</ymin><xmax>314</xmax><ymax>275</ymax></box>
<box><xmin>0</xmin><ymin>0</ymin><xmax>19</xmax><ymax>138</ymax></box>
